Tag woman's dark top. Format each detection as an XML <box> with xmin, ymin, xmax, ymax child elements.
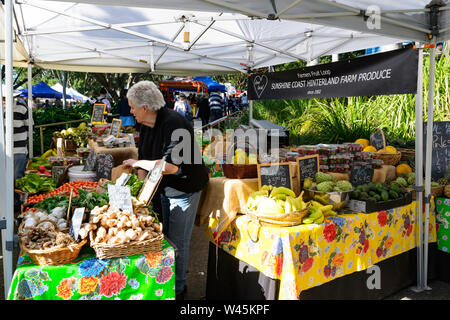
<box><xmin>138</xmin><ymin>107</ymin><xmax>209</xmax><ymax>197</ymax></box>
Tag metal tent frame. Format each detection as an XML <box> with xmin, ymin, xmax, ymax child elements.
<box><xmin>1</xmin><ymin>0</ymin><xmax>449</xmax><ymax>298</ymax></box>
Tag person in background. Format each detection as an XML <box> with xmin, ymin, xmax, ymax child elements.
<box><xmin>241</xmin><ymin>92</ymin><xmax>248</xmax><ymax>109</ymax></box>
<box><xmin>32</xmin><ymin>97</ymin><xmax>39</xmax><ymax>111</ymax></box>
<box><xmin>173</xmin><ymin>93</ymin><xmax>192</xmax><ymax>120</ymax></box>
<box><xmin>122</xmin><ymin>80</ymin><xmax>209</xmax><ymax>300</ymax></box>
<box><xmin>208</xmin><ymin>89</ymin><xmax>224</xmax><ymax>122</ymax></box>
<box><xmin>96</xmin><ymin>87</ymin><xmax>112</xmax><ymax>112</ymax></box>
<box><xmin>195</xmin><ymin>93</ymin><xmax>210</xmax><ymax>128</ymax></box>
<box><xmin>3</xmin><ymin>87</ymin><xmax>30</xmax><ymax>209</ymax></box>
<box><xmin>42</xmin><ymin>99</ymin><xmax>50</xmax><ymax>109</ymax></box>
<box><xmin>117</xmin><ymin>88</ymin><xmax>135</xmax><ymax>128</ymax></box>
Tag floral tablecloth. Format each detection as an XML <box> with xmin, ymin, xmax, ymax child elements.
<box><xmin>8</xmin><ymin>239</ymin><xmax>175</xmax><ymax>300</ymax></box>
<box><xmin>436</xmin><ymin>197</ymin><xmax>450</xmax><ymax>252</ymax></box>
<box><xmin>207</xmin><ymin>201</ymin><xmax>437</xmax><ymax>300</ymax></box>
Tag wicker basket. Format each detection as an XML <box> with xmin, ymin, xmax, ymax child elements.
<box><xmin>397</xmin><ymin>148</ymin><xmax>415</xmax><ymax>162</ymax></box>
<box><xmin>372</xmin><ymin>151</ymin><xmax>402</xmax><ymax>166</ymax></box>
<box><xmin>408</xmin><ymin>185</ymin><xmax>444</xmax><ymax>200</ymax></box>
<box><xmin>222</xmin><ymin>140</ymin><xmax>258</xmax><ymax>179</ymax></box>
<box><xmin>19</xmin><ymin>220</ymin><xmax>86</xmax><ymax>266</ymax></box>
<box><xmin>89</xmin><ymin>231</ymin><xmax>164</xmax><ymax>259</ymax></box>
<box><xmin>246</xmin><ymin>204</ymin><xmax>310</xmax><ymax>242</ymax></box>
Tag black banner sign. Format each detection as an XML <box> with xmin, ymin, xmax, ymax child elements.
<box><xmin>248</xmin><ymin>47</ymin><xmax>418</xmax><ymax>100</ymax></box>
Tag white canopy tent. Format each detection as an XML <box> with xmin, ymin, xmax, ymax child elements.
<box><xmin>51</xmin><ymin>83</ymin><xmax>91</xmax><ymax>102</ymax></box>
<box><xmin>1</xmin><ymin>0</ymin><xmax>449</xmax><ymax>298</ymax></box>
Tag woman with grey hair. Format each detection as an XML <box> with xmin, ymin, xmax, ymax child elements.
<box><xmin>123</xmin><ymin>80</ymin><xmax>209</xmax><ymax>300</ymax></box>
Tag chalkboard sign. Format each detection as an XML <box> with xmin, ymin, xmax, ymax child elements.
<box><xmin>138</xmin><ymin>160</ymin><xmax>164</xmax><ymax>205</ymax></box>
<box><xmin>108</xmin><ymin>184</ymin><xmax>133</xmax><ymax>213</ymax></box>
<box><xmin>424</xmin><ymin>121</ymin><xmax>450</xmax><ymax>181</ymax></box>
<box><xmin>91</xmin><ymin>103</ymin><xmax>106</xmax><ymax>124</ymax></box>
<box><xmin>109</xmin><ymin>119</ymin><xmax>122</xmax><ymax>138</ymax></box>
<box><xmin>257</xmin><ymin>162</ymin><xmax>294</xmax><ymax>190</ymax></box>
<box><xmin>296</xmin><ymin>155</ymin><xmax>319</xmax><ymax>190</ymax></box>
<box><xmin>370</xmin><ymin>129</ymin><xmax>386</xmax><ymax>151</ymax></box>
<box><xmin>83</xmin><ymin>151</ymin><xmax>97</xmax><ymax>171</ymax></box>
<box><xmin>52</xmin><ymin>165</ymin><xmax>68</xmax><ymax>187</ymax></box>
<box><xmin>69</xmin><ymin>207</ymin><xmax>86</xmax><ymax>241</ymax></box>
<box><xmin>350</xmin><ymin>163</ymin><xmax>374</xmax><ymax>186</ymax></box>
<box><xmin>96</xmin><ymin>153</ymin><xmax>114</xmax><ymax>180</ymax></box>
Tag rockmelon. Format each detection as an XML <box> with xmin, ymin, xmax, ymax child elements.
<box><xmin>363</xmin><ymin>146</ymin><xmax>377</xmax><ymax>153</ymax></box>
<box><xmin>396</xmin><ymin>163</ymin><xmax>412</xmax><ymax>176</ymax></box>
<box><xmin>355</xmin><ymin>139</ymin><xmax>370</xmax><ymax>148</ymax></box>
<box><xmin>385</xmin><ymin>146</ymin><xmax>397</xmax><ymax>154</ymax></box>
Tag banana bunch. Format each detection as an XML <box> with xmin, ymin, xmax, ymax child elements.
<box><xmin>247</xmin><ymin>185</ymin><xmax>306</xmax><ymax>215</ymax></box>
<box><xmin>302</xmin><ymin>194</ymin><xmax>337</xmax><ymax>224</ymax></box>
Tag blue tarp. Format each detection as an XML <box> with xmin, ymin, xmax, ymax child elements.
<box><xmin>193</xmin><ymin>76</ymin><xmax>227</xmax><ymax>93</ymax></box>
<box><xmin>20</xmin><ymin>81</ymin><xmax>72</xmax><ymax>99</ymax></box>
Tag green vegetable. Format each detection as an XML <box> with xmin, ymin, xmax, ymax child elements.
<box><xmin>34</xmin><ymin>195</ymin><xmax>69</xmax><ymax>212</ymax></box>
<box><xmin>316</xmin><ymin>181</ymin><xmax>335</xmax><ymax>192</ymax></box>
<box><xmin>15</xmin><ymin>173</ymin><xmax>56</xmax><ymax>193</ymax></box>
<box><xmin>126</xmin><ymin>174</ymin><xmax>138</xmax><ymax>187</ymax></box>
<box><xmin>336</xmin><ymin>180</ymin><xmax>353</xmax><ymax>192</ymax></box>
<box><xmin>315</xmin><ymin>172</ymin><xmax>336</xmax><ymax>184</ymax></box>
<box><xmin>130</xmin><ymin>180</ymin><xmax>144</xmax><ymax>197</ymax></box>
<box><xmin>72</xmin><ymin>189</ymin><xmax>109</xmax><ymax>211</ymax></box>
<box><xmin>381</xmin><ymin>190</ymin><xmax>389</xmax><ymax>201</ymax></box>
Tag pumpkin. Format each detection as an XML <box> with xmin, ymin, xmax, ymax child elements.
<box><xmin>396</xmin><ymin>163</ymin><xmax>412</xmax><ymax>176</ymax></box>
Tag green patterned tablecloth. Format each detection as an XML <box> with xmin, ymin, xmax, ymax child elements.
<box><xmin>8</xmin><ymin>239</ymin><xmax>175</xmax><ymax>300</ymax></box>
<box><xmin>436</xmin><ymin>198</ymin><xmax>450</xmax><ymax>253</ymax></box>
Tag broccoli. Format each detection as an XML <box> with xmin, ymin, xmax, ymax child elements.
<box><xmin>316</xmin><ymin>181</ymin><xmax>336</xmax><ymax>192</ymax></box>
<box><xmin>336</xmin><ymin>180</ymin><xmax>353</xmax><ymax>192</ymax></box>
<box><xmin>315</xmin><ymin>172</ymin><xmax>335</xmax><ymax>184</ymax></box>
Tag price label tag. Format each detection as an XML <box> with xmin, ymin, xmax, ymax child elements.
<box><xmin>69</xmin><ymin>207</ymin><xmax>85</xmax><ymax>241</ymax></box>
<box><xmin>108</xmin><ymin>184</ymin><xmax>133</xmax><ymax>213</ymax></box>
<box><xmin>115</xmin><ymin>172</ymin><xmax>130</xmax><ymax>186</ymax></box>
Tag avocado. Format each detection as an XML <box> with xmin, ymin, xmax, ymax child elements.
<box><xmin>381</xmin><ymin>190</ymin><xmax>389</xmax><ymax>201</ymax></box>
<box><xmin>373</xmin><ymin>194</ymin><xmax>381</xmax><ymax>202</ymax></box>
<box><xmin>351</xmin><ymin>190</ymin><xmax>361</xmax><ymax>199</ymax></box>
<box><xmin>389</xmin><ymin>190</ymin><xmax>399</xmax><ymax>200</ymax></box>
<box><xmin>360</xmin><ymin>192</ymin><xmax>369</xmax><ymax>200</ymax></box>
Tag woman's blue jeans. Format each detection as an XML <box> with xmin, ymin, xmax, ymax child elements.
<box><xmin>161</xmin><ymin>191</ymin><xmax>202</xmax><ymax>295</ymax></box>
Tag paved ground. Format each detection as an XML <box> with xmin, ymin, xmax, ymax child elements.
<box><xmin>2</xmin><ymin>222</ymin><xmax>450</xmax><ymax>300</ymax></box>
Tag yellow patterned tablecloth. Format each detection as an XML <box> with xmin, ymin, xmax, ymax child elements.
<box><xmin>207</xmin><ymin>201</ymin><xmax>437</xmax><ymax>300</ymax></box>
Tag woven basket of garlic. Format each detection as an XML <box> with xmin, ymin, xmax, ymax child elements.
<box><xmin>81</xmin><ymin>200</ymin><xmax>163</xmax><ymax>259</ymax></box>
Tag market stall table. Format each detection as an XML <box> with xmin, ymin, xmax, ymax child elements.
<box><xmin>8</xmin><ymin>239</ymin><xmax>175</xmax><ymax>300</ymax></box>
<box><xmin>205</xmin><ymin>201</ymin><xmax>437</xmax><ymax>300</ymax></box>
<box><xmin>88</xmin><ymin>139</ymin><xmax>138</xmax><ymax>167</ymax></box>
<box><xmin>196</xmin><ymin>165</ymin><xmax>397</xmax><ymax>234</ymax></box>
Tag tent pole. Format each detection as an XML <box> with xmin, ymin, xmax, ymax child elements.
<box><xmin>423</xmin><ymin>40</ymin><xmax>437</xmax><ymax>291</ymax></box>
<box><xmin>3</xmin><ymin>0</ymin><xmax>15</xmax><ymax>298</ymax></box>
<box><xmin>410</xmin><ymin>42</ymin><xmax>424</xmax><ymax>293</ymax></box>
<box><xmin>0</xmin><ymin>58</ymin><xmax>9</xmax><ymax>299</ymax></box>
<box><xmin>62</xmin><ymin>71</ymin><xmax>67</xmax><ymax>110</ymax></box>
<box><xmin>247</xmin><ymin>43</ymin><xmax>254</xmax><ymax>124</ymax></box>
<box><xmin>27</xmin><ymin>63</ymin><xmax>33</xmax><ymax>158</ymax></box>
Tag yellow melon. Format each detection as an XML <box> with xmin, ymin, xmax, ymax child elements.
<box><xmin>363</xmin><ymin>146</ymin><xmax>377</xmax><ymax>153</ymax></box>
<box><xmin>355</xmin><ymin>139</ymin><xmax>370</xmax><ymax>148</ymax></box>
<box><xmin>396</xmin><ymin>163</ymin><xmax>412</xmax><ymax>176</ymax></box>
<box><xmin>385</xmin><ymin>146</ymin><xmax>397</xmax><ymax>154</ymax></box>
<box><xmin>377</xmin><ymin>148</ymin><xmax>387</xmax><ymax>153</ymax></box>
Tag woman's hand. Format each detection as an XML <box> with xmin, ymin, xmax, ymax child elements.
<box><xmin>122</xmin><ymin>159</ymin><xmax>138</xmax><ymax>167</ymax></box>
<box><xmin>132</xmin><ymin>160</ymin><xmax>156</xmax><ymax>172</ymax></box>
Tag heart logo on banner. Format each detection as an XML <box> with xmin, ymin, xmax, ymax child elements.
<box><xmin>253</xmin><ymin>75</ymin><xmax>268</xmax><ymax>98</ymax></box>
